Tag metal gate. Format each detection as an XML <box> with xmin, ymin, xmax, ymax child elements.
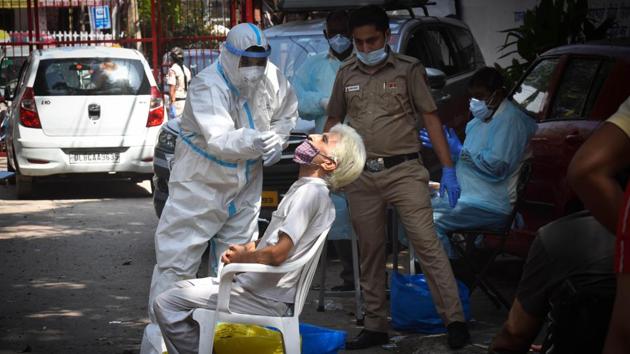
<box><xmin>0</xmin><ymin>0</ymin><xmax>260</xmax><ymax>91</ymax></box>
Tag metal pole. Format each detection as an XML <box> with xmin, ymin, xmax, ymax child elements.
<box><xmin>230</xmin><ymin>0</ymin><xmax>237</xmax><ymax>27</ymax></box>
<box><xmin>33</xmin><ymin>0</ymin><xmax>40</xmax><ymax>49</ymax></box>
<box><xmin>244</xmin><ymin>0</ymin><xmax>254</xmax><ymax>23</ymax></box>
<box><xmin>150</xmin><ymin>0</ymin><xmax>159</xmax><ymax>80</ymax></box>
<box><xmin>26</xmin><ymin>0</ymin><xmax>34</xmax><ymax>53</ymax></box>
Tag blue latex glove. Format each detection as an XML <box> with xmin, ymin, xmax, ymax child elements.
<box><xmin>440</xmin><ymin>166</ymin><xmax>461</xmax><ymax>208</ymax></box>
<box><xmin>419</xmin><ymin>126</ymin><xmax>463</xmax><ymax>159</ymax></box>
<box><xmin>168</xmin><ymin>105</ymin><xmax>177</xmax><ymax>119</ymax></box>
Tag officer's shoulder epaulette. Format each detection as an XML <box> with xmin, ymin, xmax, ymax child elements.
<box><xmin>339</xmin><ymin>55</ymin><xmax>357</xmax><ymax>70</ymax></box>
<box><xmin>395</xmin><ymin>52</ymin><xmax>421</xmax><ymax>65</ymax></box>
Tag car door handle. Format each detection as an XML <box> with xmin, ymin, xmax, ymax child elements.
<box><xmin>435</xmin><ymin>93</ymin><xmax>451</xmax><ymax>104</ymax></box>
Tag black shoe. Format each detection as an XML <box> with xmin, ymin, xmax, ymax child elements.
<box><xmin>345</xmin><ymin>329</ymin><xmax>389</xmax><ymax>350</ymax></box>
<box><xmin>447</xmin><ymin>321</ymin><xmax>470</xmax><ymax>349</ymax></box>
<box><xmin>331</xmin><ymin>283</ymin><xmax>355</xmax><ymax>292</ymax></box>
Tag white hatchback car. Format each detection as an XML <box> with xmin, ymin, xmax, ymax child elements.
<box><xmin>5</xmin><ymin>46</ymin><xmax>164</xmax><ymax>197</ymax></box>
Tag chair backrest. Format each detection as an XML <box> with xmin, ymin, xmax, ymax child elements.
<box><xmin>500</xmin><ymin>159</ymin><xmax>533</xmax><ymax>234</ymax></box>
<box><xmin>291</xmin><ymin>227</ymin><xmax>331</xmax><ymax>317</ymax></box>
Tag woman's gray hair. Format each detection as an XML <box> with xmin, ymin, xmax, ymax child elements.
<box><xmin>326</xmin><ymin>124</ymin><xmax>366</xmax><ymax>190</ymax></box>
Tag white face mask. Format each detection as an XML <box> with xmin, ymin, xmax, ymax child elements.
<box><xmin>239</xmin><ymin>66</ymin><xmax>266</xmax><ymax>84</ymax></box>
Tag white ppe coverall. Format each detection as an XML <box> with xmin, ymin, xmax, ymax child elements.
<box><xmin>140</xmin><ymin>23</ymin><xmax>298</xmax><ymax>354</ymax></box>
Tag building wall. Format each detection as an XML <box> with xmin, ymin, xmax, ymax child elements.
<box><xmin>460</xmin><ymin>0</ymin><xmax>630</xmax><ymax>68</ymax></box>
<box><xmin>460</xmin><ymin>0</ymin><xmax>538</xmax><ymax>67</ymax></box>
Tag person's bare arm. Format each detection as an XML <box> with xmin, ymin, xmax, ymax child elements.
<box><xmin>568</xmin><ymin>122</ymin><xmax>630</xmax><ymax>233</ymax></box>
<box><xmin>169</xmin><ymin>85</ymin><xmax>176</xmax><ymax>105</ymax></box>
<box><xmin>422</xmin><ymin>111</ymin><xmax>454</xmax><ymax>168</ymax></box>
<box><xmin>324</xmin><ymin>116</ymin><xmax>342</xmax><ymax>132</ymax></box>
<box><xmin>221</xmin><ymin>233</ymin><xmax>294</xmax><ymax>266</ymax></box>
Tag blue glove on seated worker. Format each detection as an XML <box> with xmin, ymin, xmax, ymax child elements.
<box><xmin>440</xmin><ymin>166</ymin><xmax>461</xmax><ymax>208</ymax></box>
<box><xmin>168</xmin><ymin>105</ymin><xmax>177</xmax><ymax>119</ymax></box>
<box><xmin>419</xmin><ymin>126</ymin><xmax>463</xmax><ymax>161</ymax></box>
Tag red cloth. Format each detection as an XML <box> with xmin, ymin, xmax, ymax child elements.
<box><xmin>616</xmin><ymin>181</ymin><xmax>630</xmax><ymax>274</ymax></box>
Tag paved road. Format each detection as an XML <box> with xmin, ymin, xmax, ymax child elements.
<box><xmin>0</xmin><ymin>156</ymin><xmax>518</xmax><ymax>354</ymax></box>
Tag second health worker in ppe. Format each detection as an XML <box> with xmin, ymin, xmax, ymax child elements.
<box><xmin>140</xmin><ymin>23</ymin><xmax>298</xmax><ymax>354</ymax></box>
<box><xmin>292</xmin><ymin>10</ymin><xmax>354</xmax><ymax>133</ymax></box>
<box><xmin>421</xmin><ymin>67</ymin><xmax>538</xmax><ymax>259</ymax></box>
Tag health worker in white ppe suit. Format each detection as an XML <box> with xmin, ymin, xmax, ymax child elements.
<box><xmin>140</xmin><ymin>23</ymin><xmax>298</xmax><ymax>354</ymax></box>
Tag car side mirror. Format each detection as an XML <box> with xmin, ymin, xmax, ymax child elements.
<box><xmin>425</xmin><ymin>67</ymin><xmax>446</xmax><ymax>90</ymax></box>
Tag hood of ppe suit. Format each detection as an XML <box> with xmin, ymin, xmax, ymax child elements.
<box><xmin>219</xmin><ymin>23</ymin><xmax>270</xmax><ymax>93</ymax></box>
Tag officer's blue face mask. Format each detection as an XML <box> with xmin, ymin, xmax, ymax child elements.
<box><xmin>355</xmin><ymin>42</ymin><xmax>388</xmax><ymax>66</ymax></box>
<box><xmin>328</xmin><ymin>34</ymin><xmax>352</xmax><ymax>54</ymax></box>
<box><xmin>469</xmin><ymin>98</ymin><xmax>492</xmax><ymax>121</ymax></box>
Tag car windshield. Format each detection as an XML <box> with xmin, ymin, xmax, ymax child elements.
<box><xmin>268</xmin><ymin>35</ymin><xmax>328</xmax><ymax>81</ymax></box>
<box><xmin>33</xmin><ymin>58</ymin><xmax>150</xmax><ymax>96</ymax></box>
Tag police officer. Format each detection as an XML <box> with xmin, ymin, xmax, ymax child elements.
<box><xmin>166</xmin><ymin>46</ymin><xmax>191</xmax><ymax>119</ymax></box>
<box><xmin>325</xmin><ymin>5</ymin><xmax>469</xmax><ymax>350</ymax></box>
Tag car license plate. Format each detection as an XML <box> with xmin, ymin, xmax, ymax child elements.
<box><xmin>261</xmin><ymin>191</ymin><xmax>278</xmax><ymax>207</ymax></box>
<box><xmin>69</xmin><ymin>152</ymin><xmax>120</xmax><ymax>164</ymax></box>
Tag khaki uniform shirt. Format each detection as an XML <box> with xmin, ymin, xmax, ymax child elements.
<box><xmin>327</xmin><ymin>50</ymin><xmax>437</xmax><ymax>158</ymax></box>
<box><xmin>167</xmin><ymin>63</ymin><xmax>191</xmax><ymax>100</ymax></box>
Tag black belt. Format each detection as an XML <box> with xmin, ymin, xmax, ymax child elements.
<box><xmin>174</xmin><ymin>97</ymin><xmax>186</xmax><ymax>101</ymax></box>
<box><xmin>365</xmin><ymin>153</ymin><xmax>419</xmax><ymax>172</ymax></box>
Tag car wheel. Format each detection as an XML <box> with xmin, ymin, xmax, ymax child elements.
<box><xmin>15</xmin><ymin>172</ymin><xmax>33</xmax><ymax>198</ymax></box>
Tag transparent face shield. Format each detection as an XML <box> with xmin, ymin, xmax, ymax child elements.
<box><xmin>224</xmin><ymin>42</ymin><xmax>271</xmax><ymax>84</ymax></box>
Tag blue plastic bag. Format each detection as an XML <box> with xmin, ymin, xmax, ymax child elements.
<box><xmin>300</xmin><ymin>323</ymin><xmax>346</xmax><ymax>354</ymax></box>
<box><xmin>390</xmin><ymin>272</ymin><xmax>472</xmax><ymax>333</ymax></box>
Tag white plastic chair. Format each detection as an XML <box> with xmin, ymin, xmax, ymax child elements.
<box><xmin>192</xmin><ymin>227</ymin><xmax>331</xmax><ymax>354</ymax></box>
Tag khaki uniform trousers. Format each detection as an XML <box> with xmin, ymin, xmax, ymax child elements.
<box><xmin>345</xmin><ymin>159</ymin><xmax>465</xmax><ymax>332</ymax></box>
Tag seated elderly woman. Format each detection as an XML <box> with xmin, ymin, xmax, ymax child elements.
<box><xmin>153</xmin><ymin>123</ymin><xmax>366</xmax><ymax>354</ymax></box>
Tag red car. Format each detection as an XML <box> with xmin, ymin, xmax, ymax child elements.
<box><xmin>501</xmin><ymin>40</ymin><xmax>630</xmax><ymax>257</ymax></box>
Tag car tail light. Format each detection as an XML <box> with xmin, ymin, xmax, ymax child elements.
<box><xmin>20</xmin><ymin>87</ymin><xmax>42</xmax><ymax>128</ymax></box>
<box><xmin>147</xmin><ymin>86</ymin><xmax>164</xmax><ymax>127</ymax></box>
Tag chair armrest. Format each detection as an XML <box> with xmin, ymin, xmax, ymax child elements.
<box><xmin>221</xmin><ymin>260</ymin><xmax>304</xmax><ymax>276</ymax></box>
<box><xmin>215</xmin><ymin>260</ymin><xmax>306</xmax><ymax>312</ymax></box>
